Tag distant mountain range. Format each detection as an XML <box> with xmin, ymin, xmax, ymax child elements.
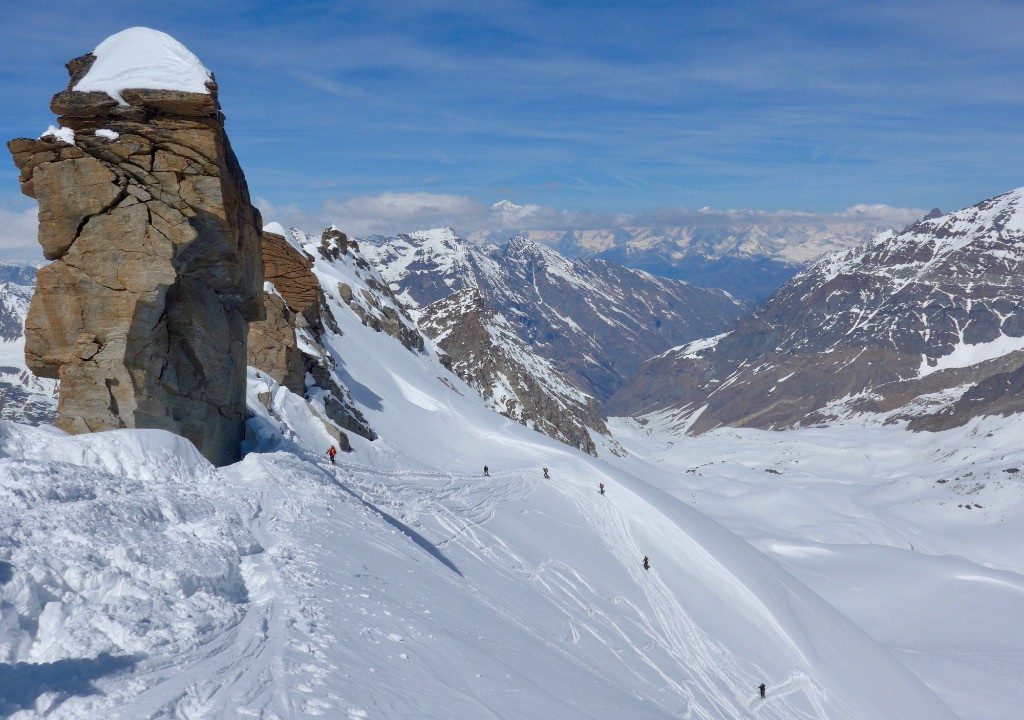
<box><xmin>363</xmin><ymin>227</ymin><xmax>745</xmax><ymax>452</ymax></box>
<box><xmin>364</xmin><ymin>227</ymin><xmax>744</xmax><ymax>400</ymax></box>
<box><xmin>610</xmin><ymin>188</ymin><xmax>1024</xmax><ymax>433</ymax></box>
<box><xmin>0</xmin><ymin>262</ymin><xmax>36</xmax><ymax>286</ymax></box>
<box><xmin>4</xmin><ymin>187</ymin><xmax>1022</xmax><ymax>451</ymax></box>
<box><xmin>466</xmin><ymin>203</ymin><xmax>920</xmax><ymax>301</ymax></box>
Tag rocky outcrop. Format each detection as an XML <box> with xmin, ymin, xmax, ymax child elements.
<box><xmin>420</xmin><ymin>288</ymin><xmax>607</xmax><ymax>455</ymax></box>
<box><xmin>247</xmin><ymin>231</ymin><xmax>316</xmax><ymax>394</ymax></box>
<box><xmin>247</xmin><ymin>229</ymin><xmax>374</xmax><ymax>447</ymax></box>
<box><xmin>319</xmin><ymin>228</ymin><xmax>425</xmax><ymax>353</ymax></box>
<box><xmin>7</xmin><ymin>29</ymin><xmax>264</xmax><ymax>465</ymax></box>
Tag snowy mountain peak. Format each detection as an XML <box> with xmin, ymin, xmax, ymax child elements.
<box><xmin>613</xmin><ymin>185</ymin><xmax>1024</xmax><ymax>433</ymax></box>
<box><xmin>409</xmin><ymin>225</ymin><xmax>463</xmax><ymax>245</ymax></box>
<box><xmin>492</xmin><ymin>199</ymin><xmax>523</xmax><ymax>212</ymax></box>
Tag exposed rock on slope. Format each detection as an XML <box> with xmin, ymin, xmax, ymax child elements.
<box><xmin>7</xmin><ymin>28</ymin><xmax>264</xmax><ymax>465</ymax></box>
<box><xmin>247</xmin><ymin>228</ymin><xmax>374</xmax><ymax>449</ymax></box>
<box><xmin>311</xmin><ymin>227</ymin><xmax>424</xmax><ymax>353</ymax></box>
<box><xmin>246</xmin><ymin>223</ymin><xmax>432</xmax><ymax>451</ymax></box>
<box><xmin>323</xmin><ymin>228</ymin><xmax>428</xmax><ymax>354</ymax></box>
<box><xmin>248</xmin><ymin>231</ymin><xmax>318</xmax><ymax>394</ymax></box>
<box><xmin>419</xmin><ymin>288</ymin><xmax>607</xmax><ymax>454</ymax></box>
<box><xmin>610</xmin><ymin>188</ymin><xmax>1024</xmax><ymax>432</ymax></box>
<box><xmin>365</xmin><ymin>228</ymin><xmax>744</xmax><ymax>403</ymax></box>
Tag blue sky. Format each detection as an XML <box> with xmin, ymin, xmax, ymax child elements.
<box><xmin>1</xmin><ymin>0</ymin><xmax>1022</xmax><ymax>253</ymax></box>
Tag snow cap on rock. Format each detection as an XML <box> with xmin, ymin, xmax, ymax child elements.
<box><xmin>73</xmin><ymin>27</ymin><xmax>213</xmax><ymax>105</ymax></box>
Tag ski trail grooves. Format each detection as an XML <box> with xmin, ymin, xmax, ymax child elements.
<box><xmin>551</xmin><ymin>473</ymin><xmax>829</xmax><ymax>719</ymax></box>
<box><xmin>130</xmin><ymin>456</ymin><xmax>340</xmax><ymax>720</ymax></box>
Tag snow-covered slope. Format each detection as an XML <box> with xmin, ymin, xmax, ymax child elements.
<box><xmin>0</xmin><ymin>230</ymin><xmax>960</xmax><ymax>718</ymax></box>
<box><xmin>607</xmin><ymin>413</ymin><xmax>1024</xmax><ymax>720</ymax></box>
<box><xmin>0</xmin><ymin>279</ymin><xmax>57</xmax><ymax>425</ymax></box>
<box><xmin>611</xmin><ymin>187</ymin><xmax>1024</xmax><ymax>433</ymax></box>
<box><xmin>419</xmin><ymin>287</ymin><xmax>608</xmax><ymax>454</ymax></box>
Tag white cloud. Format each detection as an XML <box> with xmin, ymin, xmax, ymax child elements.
<box><xmin>839</xmin><ymin>204</ymin><xmax>926</xmax><ymax>225</ymax></box>
<box><xmin>0</xmin><ymin>207</ymin><xmax>42</xmax><ymax>265</ymax></box>
<box><xmin>257</xmin><ymin>192</ymin><xmax>488</xmax><ymax>238</ymax></box>
<box><xmin>260</xmin><ymin>191</ymin><xmax>927</xmax><ymax>243</ymax></box>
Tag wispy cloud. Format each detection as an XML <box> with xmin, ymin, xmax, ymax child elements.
<box><xmin>1</xmin><ymin>1</ymin><xmax>1020</xmax><ymax>236</ymax></box>
<box><xmin>257</xmin><ymin>190</ymin><xmax>925</xmax><ymax>240</ymax></box>
<box><xmin>0</xmin><ymin>207</ymin><xmax>41</xmax><ymax>264</ymax></box>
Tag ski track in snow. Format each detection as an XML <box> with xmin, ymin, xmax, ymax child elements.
<box><xmin>101</xmin><ymin>456</ymin><xmax>337</xmax><ymax>720</ymax></box>
<box><xmin>328</xmin><ymin>457</ymin><xmax>830</xmax><ymax>720</ymax></box>
<box><xmin>0</xmin><ymin>410</ymin><xmax>972</xmax><ymax>720</ymax></box>
<box><xmin>548</xmin><ymin>472</ymin><xmax>829</xmax><ymax>719</ymax></box>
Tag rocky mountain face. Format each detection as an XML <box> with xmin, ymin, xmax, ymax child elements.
<box><xmin>245</xmin><ymin>222</ymin><xmax>433</xmax><ymax>453</ymax></box>
<box><xmin>7</xmin><ymin>29</ymin><xmax>264</xmax><ymax>465</ymax></box>
<box><xmin>610</xmin><ymin>189</ymin><xmax>1024</xmax><ymax>433</ymax></box>
<box><xmin>471</xmin><ymin>217</ymin><xmax>906</xmax><ymax>302</ymax></box>
<box><xmin>0</xmin><ymin>219</ymin><xmax>430</xmax><ymax>453</ymax></box>
<box><xmin>0</xmin><ymin>278</ymin><xmax>57</xmax><ymax>424</ymax></box>
<box><xmin>419</xmin><ymin>288</ymin><xmax>607</xmax><ymax>455</ymax></box>
<box><xmin>0</xmin><ymin>263</ymin><xmax>36</xmax><ymax>286</ymax></box>
<box><xmin>365</xmin><ymin>228</ymin><xmax>745</xmax><ymax>404</ymax></box>
<box><xmin>246</xmin><ymin>229</ymin><xmax>375</xmax><ymax>451</ymax></box>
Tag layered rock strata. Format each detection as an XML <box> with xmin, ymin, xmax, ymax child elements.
<box><xmin>7</xmin><ymin>30</ymin><xmax>264</xmax><ymax>465</ymax></box>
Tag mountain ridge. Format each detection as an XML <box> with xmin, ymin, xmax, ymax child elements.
<box><xmin>609</xmin><ymin>187</ymin><xmax>1024</xmax><ymax>433</ymax></box>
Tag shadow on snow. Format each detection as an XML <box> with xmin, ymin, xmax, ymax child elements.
<box><xmin>0</xmin><ymin>653</ymin><xmax>140</xmax><ymax>715</ymax></box>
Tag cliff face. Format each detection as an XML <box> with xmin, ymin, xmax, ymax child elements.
<box><xmin>7</xmin><ymin>28</ymin><xmax>264</xmax><ymax>465</ymax></box>
<box><xmin>247</xmin><ymin>229</ymin><xmax>376</xmax><ymax>451</ymax></box>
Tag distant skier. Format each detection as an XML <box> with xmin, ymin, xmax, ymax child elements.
<box><xmin>543</xmin><ymin>467</ymin><xmax>550</xmax><ymax>479</ymax></box>
<box><xmin>759</xmin><ymin>683</ymin><xmax>766</xmax><ymax>699</ymax></box>
<box><xmin>327</xmin><ymin>445</ymin><xmax>337</xmax><ymax>465</ymax></box>
<box><xmin>483</xmin><ymin>465</ymin><xmax>490</xmax><ymax>477</ymax></box>
<box><xmin>599</xmin><ymin>482</ymin><xmax>605</xmax><ymax>495</ymax></box>
<box><xmin>643</xmin><ymin>555</ymin><xmax>650</xmax><ymax>571</ymax></box>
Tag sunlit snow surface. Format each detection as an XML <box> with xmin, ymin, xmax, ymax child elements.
<box><xmin>608</xmin><ymin>414</ymin><xmax>1024</xmax><ymax>720</ymax></box>
<box><xmin>72</xmin><ymin>27</ymin><xmax>213</xmax><ymax>105</ymax></box>
<box><xmin>0</xmin><ymin>283</ymin><xmax>969</xmax><ymax>719</ymax></box>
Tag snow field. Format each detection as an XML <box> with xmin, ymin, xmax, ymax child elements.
<box><xmin>0</xmin><ymin>398</ymin><xmax>959</xmax><ymax>718</ymax></box>
<box><xmin>609</xmin><ymin>414</ymin><xmax>1024</xmax><ymax>719</ymax></box>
